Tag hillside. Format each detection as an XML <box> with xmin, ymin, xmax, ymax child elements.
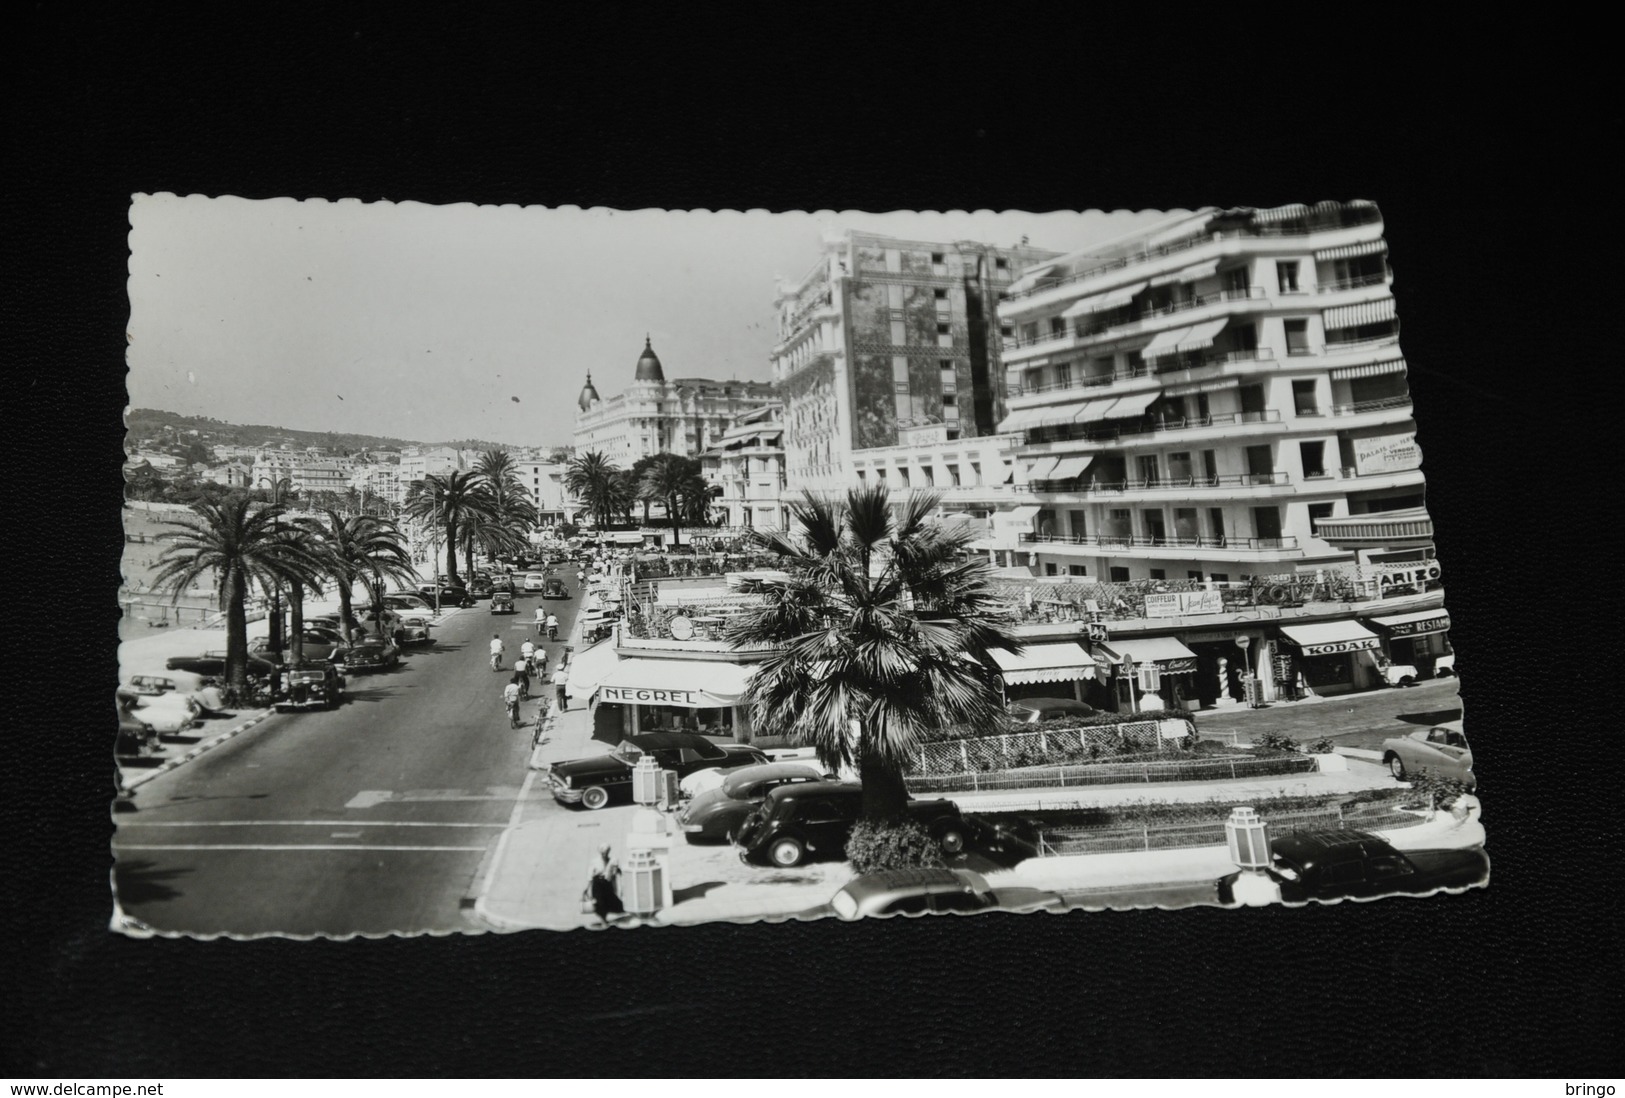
<box><xmin>125</xmin><ymin>408</ymin><xmax>527</xmax><ymax>454</ymax></box>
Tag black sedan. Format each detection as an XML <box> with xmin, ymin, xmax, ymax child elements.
<box><xmin>678</xmin><ymin>762</ymin><xmax>829</xmax><ymax>842</ymax></box>
<box><xmin>342</xmin><ymin>636</ymin><xmax>401</xmax><ymax>673</ymax></box>
<box><xmin>1216</xmin><ymin>830</ymin><xmax>1489</xmax><ymax>904</ymax></box>
<box><xmin>549</xmin><ymin>733</ymin><xmax>770</xmax><ymax>811</ymax></box>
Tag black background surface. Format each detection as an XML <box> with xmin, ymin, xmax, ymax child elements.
<box><xmin>8</xmin><ymin>8</ymin><xmax>1619</xmax><ymax>1080</ymax></box>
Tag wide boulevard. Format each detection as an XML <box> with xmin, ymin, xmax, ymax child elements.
<box><xmin>112</xmin><ymin>579</ymin><xmax>584</xmax><ymax>937</ymax></box>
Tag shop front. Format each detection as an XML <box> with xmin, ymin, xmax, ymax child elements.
<box><xmin>1276</xmin><ymin>620</ymin><xmax>1383</xmax><ymax>697</ymax></box>
<box><xmin>1369</xmin><ymin>609</ymin><xmax>1453</xmax><ymax>679</ymax></box>
<box><xmin>1182</xmin><ymin>627</ymin><xmax>1273</xmax><ymax>709</ymax></box>
<box><xmin>1093</xmin><ymin>636</ymin><xmax>1200</xmax><ymax>713</ymax></box>
<box><xmin>593</xmin><ymin>657</ymin><xmax>757</xmax><ymax>743</ymax></box>
<box><xmin>985</xmin><ymin>641</ymin><xmax>1096</xmax><ymax>704</ymax></box>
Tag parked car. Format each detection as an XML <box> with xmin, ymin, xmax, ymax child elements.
<box><xmin>818</xmin><ymin>868</ymin><xmax>1067</xmax><ymax>920</ymax></box>
<box><xmin>543</xmin><ymin>577</ymin><xmax>570</xmax><ymax>599</ymax></box>
<box><xmin>116</xmin><ymin>709</ymin><xmax>161</xmax><ymax>761</ymax></box>
<box><xmin>251</xmin><ymin>626</ymin><xmax>351</xmax><ymax>665</ymax></box>
<box><xmin>116</xmin><ymin>686</ymin><xmax>198</xmax><ymax>735</ymax></box>
<box><xmin>469</xmin><ymin>576</ymin><xmax>494</xmax><ymax>599</ymax></box>
<box><xmin>1216</xmin><ymin>829</ymin><xmax>1488</xmax><ymax>904</ymax></box>
<box><xmin>522</xmin><ymin>572</ymin><xmax>548</xmax><ymax>593</ymax></box>
<box><xmin>734</xmin><ymin>781</ymin><xmax>969</xmax><ymax>868</ymax></box>
<box><xmin>548</xmin><ymin>733</ymin><xmax>770</xmax><ymax>811</ymax></box>
<box><xmin>1007</xmin><ymin>697</ymin><xmax>1094</xmax><ymax>724</ymax></box>
<box><xmin>119</xmin><ymin>666</ymin><xmax>229</xmax><ymax>715</ymax></box>
<box><xmin>1382</xmin><ymin>719</ymin><xmax>1475</xmax><ymax>788</ymax></box>
<box><xmin>678</xmin><ymin>762</ymin><xmax>829</xmax><ymax>842</ymax></box>
<box><xmin>416</xmin><ymin>581</ymin><xmax>471</xmax><ymax>607</ymax></box>
<box><xmin>274</xmin><ymin>665</ymin><xmax>345</xmax><ymax>712</ymax></box>
<box><xmin>489</xmin><ymin>591</ymin><xmax>516</xmax><ymax>614</ymax></box>
<box><xmin>342</xmin><ymin>636</ymin><xmax>401</xmax><ymax>673</ymax></box>
<box><xmin>490</xmin><ymin>574</ymin><xmax>515</xmax><ymax>595</ymax></box>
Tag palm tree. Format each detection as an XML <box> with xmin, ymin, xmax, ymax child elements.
<box><xmin>455</xmin><ymin>509</ymin><xmax>530</xmax><ymax>580</ymax></box>
<box><xmin>475</xmin><ymin>448</ymin><xmax>540</xmax><ymax>532</ymax></box>
<box><xmin>729</xmin><ymin>485</ymin><xmax>1021</xmax><ymax>821</ymax></box>
<box><xmin>150</xmin><ymin>495</ymin><xmax>328</xmax><ymax>704</ymax></box>
<box><xmin>640</xmin><ymin>455</ymin><xmax>708</xmax><ymax>548</ymax></box>
<box><xmin>564</xmin><ymin>451</ymin><xmax>620</xmax><ymax>528</ymax></box>
<box><xmin>297</xmin><ymin>509</ymin><xmax>416</xmax><ymax>635</ymax></box>
<box><xmin>402</xmin><ymin>470</ymin><xmax>495</xmax><ymax>584</ymax></box>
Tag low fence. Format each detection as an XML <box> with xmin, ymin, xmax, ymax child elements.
<box><xmin>1033</xmin><ymin>803</ymin><xmax>1425</xmax><ymax>856</ymax></box>
<box><xmin>905</xmin><ymin>752</ymin><xmax>1316</xmax><ymax>794</ymax></box>
<box><xmin>913</xmin><ymin>718</ymin><xmax>1192</xmax><ymax>777</ymax></box>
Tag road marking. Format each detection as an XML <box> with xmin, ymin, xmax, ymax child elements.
<box><xmin>330</xmin><ymin>832</ymin><xmax>363</xmax><ymax>839</ymax></box>
<box><xmin>116</xmin><ymin>844</ymin><xmax>488</xmax><ymax>852</ymax></box>
<box><xmin>346</xmin><ymin>789</ymin><xmax>522</xmax><ymax>808</ymax></box>
<box><xmin>116</xmin><ymin>820</ymin><xmax>508</xmax><ymax>828</ymax></box>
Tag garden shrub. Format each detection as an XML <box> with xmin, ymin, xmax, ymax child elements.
<box><xmin>845</xmin><ymin>819</ymin><xmax>949</xmax><ymax>875</ymax></box>
<box><xmin>1400</xmin><ymin>769</ymin><xmax>1471</xmax><ymax>811</ymax></box>
<box><xmin>1252</xmin><ymin>731</ymin><xmax>1300</xmax><ymax>753</ymax></box>
<box><xmin>1307</xmin><ymin>737</ymin><xmax>1336</xmax><ymax>754</ymax></box>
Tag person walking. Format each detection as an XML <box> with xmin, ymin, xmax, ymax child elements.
<box><xmin>585</xmin><ymin>842</ymin><xmax>624</xmax><ymax>925</ymax></box>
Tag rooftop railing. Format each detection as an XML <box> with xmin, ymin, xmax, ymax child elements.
<box><xmin>1030</xmin><ymin>472</ymin><xmax>1292</xmax><ymax>494</ymax></box>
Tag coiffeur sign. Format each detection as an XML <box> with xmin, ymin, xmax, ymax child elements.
<box><xmin>1145</xmin><ymin>590</ymin><xmax>1223</xmax><ymax>618</ymax></box>
<box><xmin>600</xmin><ymin>685</ymin><xmax>736</xmax><ymax>709</ymax></box>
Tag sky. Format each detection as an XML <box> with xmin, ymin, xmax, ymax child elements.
<box><xmin>126</xmin><ymin>196</ymin><xmax>1175</xmax><ymax>448</ymax></box>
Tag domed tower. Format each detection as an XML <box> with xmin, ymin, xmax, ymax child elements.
<box><xmin>577</xmin><ymin>370</ymin><xmax>601</xmax><ymax>412</ymax></box>
<box><xmin>633</xmin><ymin>335</ymin><xmax>666</xmax><ymax>383</ymax></box>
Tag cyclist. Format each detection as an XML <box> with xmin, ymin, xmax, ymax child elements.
<box><xmin>546</xmin><ymin>612</ymin><xmax>560</xmax><ymax>641</ymax></box>
<box><xmin>514</xmin><ymin>656</ymin><xmax>531</xmax><ymax>699</ymax></box>
<box><xmin>502</xmin><ymin>677</ymin><xmax>522</xmax><ymax>728</ymax></box>
<box><xmin>489</xmin><ymin>633</ymin><xmax>505</xmax><ymax>672</ymax></box>
<box><xmin>520</xmin><ymin>638</ymin><xmax>536</xmax><ymax>668</ymax></box>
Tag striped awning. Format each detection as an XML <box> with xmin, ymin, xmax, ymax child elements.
<box><xmin>1315</xmin><ymin>240</ymin><xmax>1387</xmax><ymax>261</ymax></box>
<box><xmin>1139</xmin><ymin>326</ymin><xmax>1189</xmax><ymax>360</ymax></box>
<box><xmin>996</xmin><ymin>406</ymin><xmax>1043</xmax><ymax>432</ymax></box>
<box><xmin>1061</xmin><ymin>280</ymin><xmax>1146</xmax><ymax>317</ymax></box>
<box><xmin>1148</xmin><ymin>258</ymin><xmax>1220</xmax><ymax>288</ymax></box>
<box><xmin>989</xmin><ymin>641</ymin><xmax>1097</xmax><ymax>685</ymax></box>
<box><xmin>1006</xmin><ymin>262</ymin><xmax>1061</xmax><ymax>295</ymax></box>
<box><xmin>1069</xmin><ymin>395</ymin><xmax>1128</xmax><ymax>423</ymax></box>
<box><xmin>1102</xmin><ymin>390</ymin><xmax>1160</xmax><ymax>420</ymax></box>
<box><xmin>1279</xmin><ymin>620</ymin><xmax>1380</xmax><ymax>657</ymax></box>
<box><xmin>1025</xmin><ymin>456</ymin><xmax>1059</xmax><ymax>480</ymax></box>
<box><xmin>1323</xmin><ymin>298</ymin><xmax>1397</xmax><ymax>330</ymax></box>
<box><xmin>1177</xmin><ymin>318</ymin><xmax>1227</xmax><ymax>353</ymax></box>
<box><xmin>1164</xmin><ymin>379</ymin><xmax>1237</xmax><ymax>397</ymax></box>
<box><xmin>1252</xmin><ymin>203</ymin><xmax>1310</xmax><ymax>224</ymax></box>
<box><xmin>1330</xmin><ymin>357</ymin><xmax>1407</xmax><ymax>380</ymax></box>
<box><xmin>1049</xmin><ymin>455</ymin><xmax>1094</xmax><ymax>480</ymax></box>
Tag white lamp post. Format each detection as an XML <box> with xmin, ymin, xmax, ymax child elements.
<box><xmin>1224</xmin><ymin>806</ymin><xmax>1281</xmax><ymax>906</ymax></box>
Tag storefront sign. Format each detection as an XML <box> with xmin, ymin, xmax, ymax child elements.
<box><xmin>1185</xmin><ymin>629</ymin><xmax>1253</xmax><ymax>643</ymax></box>
<box><xmin>1384</xmin><ymin>613</ymin><xmax>1450</xmax><ymax>638</ymax></box>
<box><xmin>1157</xmin><ymin>658</ymin><xmax>1199</xmax><ymax>674</ymax></box>
<box><xmin>1352</xmin><ymin>432</ymin><xmax>1421</xmax><ymax>476</ymax></box>
<box><xmin>1296</xmin><ymin>637</ymin><xmax>1380</xmax><ymax>657</ymax></box>
<box><xmin>1144</xmin><ymin>590</ymin><xmax>1224</xmax><ymax>618</ymax></box>
<box><xmin>600</xmin><ymin>685</ymin><xmax>735</xmax><ymax>709</ymax></box>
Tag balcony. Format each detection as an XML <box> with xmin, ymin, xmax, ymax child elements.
<box><xmin>1331</xmin><ymin>395</ymin><xmax>1411</xmax><ymax>416</ymax></box>
<box><xmin>1315</xmin><ymin>272</ymin><xmax>1389</xmax><ymax>293</ymax></box>
<box><xmin>1008</xmin><ymin>348</ymin><xmax>1277</xmax><ymax>399</ymax></box>
<box><xmin>1021</xmin><ymin>532</ymin><xmax>1298</xmax><ymax>553</ymax></box>
<box><xmin>1030</xmin><ymin>472</ymin><xmax>1292</xmax><ymax>496</ymax></box>
<box><xmin>1025</xmin><ymin>410</ymin><xmax>1283</xmax><ymax>449</ymax></box>
<box><xmin>1003</xmin><ymin>287</ymin><xmax>1267</xmax><ymax>353</ymax></box>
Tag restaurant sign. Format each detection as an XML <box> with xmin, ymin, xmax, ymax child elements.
<box><xmin>600</xmin><ymin>686</ymin><xmax>736</xmax><ymax>709</ymax></box>
<box><xmin>1384</xmin><ymin>612</ymin><xmax>1450</xmax><ymax>638</ymax></box>
<box><xmin>1297</xmin><ymin>637</ymin><xmax>1380</xmax><ymax>657</ymax></box>
<box><xmin>1145</xmin><ymin>590</ymin><xmax>1224</xmax><ymax>618</ymax></box>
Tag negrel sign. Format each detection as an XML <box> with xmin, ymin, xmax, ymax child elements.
<box><xmin>600</xmin><ymin>686</ymin><xmax>736</xmax><ymax>708</ymax></box>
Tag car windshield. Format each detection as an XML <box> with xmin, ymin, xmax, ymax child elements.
<box><xmin>612</xmin><ymin>743</ymin><xmax>644</xmax><ymax>764</ymax></box>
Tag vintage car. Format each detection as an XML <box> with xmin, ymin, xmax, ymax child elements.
<box><xmin>120</xmin><ymin>666</ymin><xmax>229</xmax><ymax>715</ymax></box>
<box><xmin>1007</xmin><ymin>697</ymin><xmax>1095</xmax><ymax>724</ymax></box>
<box><xmin>1382</xmin><ymin>719</ymin><xmax>1475</xmax><ymax>788</ymax></box>
<box><xmin>549</xmin><ymin>733</ymin><xmax>770</xmax><ymax>811</ymax></box>
<box><xmin>542</xmin><ymin>577</ymin><xmax>570</xmax><ymax>600</ymax></box>
<box><xmin>678</xmin><ymin>762</ymin><xmax>829</xmax><ymax>842</ymax></box>
<box><xmin>489</xmin><ymin>590</ymin><xmax>516</xmax><ymax>614</ymax></box>
<box><xmin>416</xmin><ymin>580</ymin><xmax>472</xmax><ymax>607</ymax></box>
<box><xmin>1216</xmin><ymin>830</ymin><xmax>1489</xmax><ymax>904</ymax></box>
<box><xmin>817</xmin><ymin>868</ymin><xmax>1067</xmax><ymax>921</ymax></box>
<box><xmin>468</xmin><ymin>576</ymin><xmax>494</xmax><ymax>599</ymax></box>
<box><xmin>274</xmin><ymin>665</ymin><xmax>345</xmax><ymax>711</ymax></box>
<box><xmin>116</xmin><ymin>709</ymin><xmax>162</xmax><ymax>761</ymax></box>
<box><xmin>489</xmin><ymin>574</ymin><xmax>515</xmax><ymax>595</ymax></box>
<box><xmin>734</xmin><ymin>781</ymin><xmax>969</xmax><ymax>868</ymax></box>
<box><xmin>342</xmin><ymin>636</ymin><xmax>401</xmax><ymax>673</ymax></box>
<box><xmin>522</xmin><ymin>572</ymin><xmax>549</xmax><ymax>593</ymax></box>
<box><xmin>116</xmin><ymin>685</ymin><xmax>198</xmax><ymax>734</ymax></box>
<box><xmin>251</xmin><ymin>625</ymin><xmax>351</xmax><ymax>665</ymax></box>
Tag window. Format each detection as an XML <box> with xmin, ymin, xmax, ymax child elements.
<box><xmin>890</xmin><ymin>319</ymin><xmax>907</xmax><ymax>345</ymax></box>
<box><xmin>886</xmin><ymin>284</ymin><xmax>904</xmax><ymax>309</ymax></box>
<box><xmin>1209</xmin><ymin>508</ymin><xmax>1226</xmax><ymax>541</ymax></box>
<box><xmin>921</xmin><ymin>465</ymin><xmax>935</xmax><ymax>486</ymax></box>
<box><xmin>969</xmin><ymin>462</ymin><xmax>982</xmax><ymax>484</ymax></box>
<box><xmin>1109</xmin><ymin>566</ymin><xmax>1131</xmax><ymax>582</ymax></box>
<box><xmin>931</xmin><ymin>252</ymin><xmax>944</xmax><ymax>265</ymax></box>
<box><xmin>1055</xmin><ymin>362</ymin><xmax>1072</xmax><ymax>387</ymax></box>
<box><xmin>1045</xmin><ymin>562</ymin><xmax>1059</xmax><ymax>576</ymax></box>
<box><xmin>1224</xmin><ymin>266</ymin><xmax>1251</xmax><ymax>296</ymax></box>
<box><xmin>946</xmin><ymin>464</ymin><xmax>961</xmax><ymax>487</ymax></box>
<box><xmin>1137</xmin><ymin>455</ymin><xmax>1160</xmax><ymax>485</ymax></box>
<box><xmin>1000</xmin><ymin>322</ymin><xmax>1014</xmax><ymax>339</ymax></box>
<box><xmin>1284</xmin><ymin>319</ymin><xmax>1311</xmax><ymax>356</ymax></box>
<box><xmin>934</xmin><ymin>288</ymin><xmax>947</xmax><ymax>300</ymax></box>
<box><xmin>1231</xmin><ymin>322</ymin><xmax>1258</xmax><ymax>352</ymax></box>
<box><xmin>1276</xmin><ymin>261</ymin><xmax>1301</xmax><ymax>293</ymax></box>
<box><xmin>1293</xmin><ymin>379</ymin><xmax>1320</xmax><ymax>416</ymax></box>
<box><xmin>1210</xmin><ymin>572</ymin><xmax>1229</xmax><ymax>583</ymax></box>
<box><xmin>1307</xmin><ymin>502</ymin><xmax>1334</xmax><ymax>533</ymax></box>
<box><xmin>897</xmin><ymin>468</ymin><xmax>910</xmax><ymax>488</ymax></box>
<box><xmin>1149</xmin><ymin>569</ymin><xmax>1167</xmax><ymax>581</ymax></box>
<box><xmin>1187</xmin><ymin>570</ymin><xmax>1204</xmax><ymax>581</ymax></box>
<box><xmin>995</xmin><ymin>257</ymin><xmax>1009</xmax><ymax>271</ymax></box>
<box><xmin>1300</xmin><ymin>441</ymin><xmax>1327</xmax><ymax>478</ymax></box>
<box><xmin>1252</xmin><ymin>506</ymin><xmax>1283</xmax><ymax>541</ymax></box>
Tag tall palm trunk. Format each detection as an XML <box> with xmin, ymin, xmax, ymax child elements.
<box><xmin>225</xmin><ymin>569</ymin><xmax>249</xmax><ymax>706</ymax></box>
<box><xmin>859</xmin><ymin>728</ymin><xmax>911</xmax><ymax>821</ymax></box>
<box><xmin>290</xmin><ymin>582</ymin><xmax>307</xmax><ymax>668</ymax></box>
<box><xmin>335</xmin><ymin>576</ymin><xmax>354</xmax><ymax>638</ymax></box>
<box><xmin>444</xmin><ymin>518</ymin><xmax>459</xmax><ymax>582</ymax></box>
<box><xmin>665</xmin><ymin>493</ymin><xmax>682</xmax><ymax>547</ymax></box>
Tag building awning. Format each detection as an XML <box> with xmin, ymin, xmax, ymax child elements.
<box><xmin>1060</xmin><ymin>280</ymin><xmax>1146</xmax><ymax>317</ymax></box>
<box><xmin>1138</xmin><ymin>326</ymin><xmax>1190</xmax><ymax>360</ymax></box>
<box><xmin>1315</xmin><ymin>240</ymin><xmax>1387</xmax><ymax>261</ymax></box>
<box><xmin>1323</xmin><ymin>298</ymin><xmax>1397</xmax><ymax>330</ymax></box>
<box><xmin>611</xmin><ymin>531</ymin><xmax>646</xmax><ymax>545</ymax></box>
<box><xmin>1330</xmin><ymin>357</ymin><xmax>1406</xmax><ymax>380</ymax></box>
<box><xmin>597</xmin><ymin>657</ymin><xmax>756</xmax><ymax>709</ymax></box>
<box><xmin>1252</xmin><ymin>203</ymin><xmax>1310</xmax><ymax>224</ymax></box>
<box><xmin>1097</xmin><ymin>636</ymin><xmax>1199</xmax><ymax>674</ymax></box>
<box><xmin>1176</xmin><ymin>317</ymin><xmax>1227</xmax><ymax>353</ymax></box>
<box><xmin>1311</xmin><ymin>508</ymin><xmax>1433</xmax><ymax>547</ymax></box>
<box><xmin>1049</xmin><ymin>455</ymin><xmax>1093</xmax><ymax>479</ymax></box>
<box><xmin>1164</xmin><ymin>378</ymin><xmax>1237</xmax><ymax>397</ymax></box>
<box><xmin>1101</xmin><ymin>390</ymin><xmax>1160</xmax><ymax>420</ymax></box>
<box><xmin>566</xmin><ymin>637</ymin><xmax>621</xmax><ymax>701</ymax></box>
<box><xmin>1025</xmin><ymin>456</ymin><xmax>1059</xmax><ymax>480</ymax></box>
<box><xmin>1279</xmin><ymin>620</ymin><xmax>1381</xmax><ymax>657</ymax></box>
<box><xmin>996</xmin><ymin>405</ymin><xmax>1050</xmax><ymax>433</ymax></box>
<box><xmin>1006</xmin><ymin>262</ymin><xmax>1061</xmax><ymax>296</ymax></box>
<box><xmin>992</xmin><ymin>505</ymin><xmax>1042</xmax><ymax>534</ymax></box>
<box><xmin>1068</xmin><ymin>395</ymin><xmax>1124</xmax><ymax>423</ymax></box>
<box><xmin>1148</xmin><ymin>258</ymin><xmax>1220</xmax><ymax>288</ymax></box>
<box><xmin>988</xmin><ymin>641</ymin><xmax>1096</xmax><ymax>685</ymax></box>
<box><xmin>1370</xmin><ymin>609</ymin><xmax>1451</xmax><ymax>638</ymax></box>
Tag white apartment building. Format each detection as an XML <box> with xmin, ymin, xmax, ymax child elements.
<box><xmin>574</xmin><ymin>337</ymin><xmax>777</xmax><ymax>469</ymax></box>
<box><xmin>515</xmin><ymin>460</ymin><xmax>573</xmax><ymax>524</ymax></box>
<box><xmin>994</xmin><ymin>200</ymin><xmax>1423</xmax><ymax>584</ymax></box>
<box><xmin>704</xmin><ymin>403</ymin><xmax>788</xmax><ymax>531</ymax></box>
<box><xmin>398</xmin><ymin>446</ymin><xmax>464</xmax><ymax>486</ymax></box>
<box><xmin>351</xmin><ymin>463</ymin><xmax>406</xmax><ymax>506</ymax></box>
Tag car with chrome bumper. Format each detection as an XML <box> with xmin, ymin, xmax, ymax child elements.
<box><xmin>274</xmin><ymin>665</ymin><xmax>345</xmax><ymax>711</ymax></box>
<box><xmin>814</xmin><ymin>868</ymin><xmax>1067</xmax><ymax>920</ymax></box>
<box><xmin>733</xmin><ymin>781</ymin><xmax>969</xmax><ymax>868</ymax></box>
<box><xmin>549</xmin><ymin>732</ymin><xmax>770</xmax><ymax>810</ymax></box>
<box><xmin>1382</xmin><ymin>719</ymin><xmax>1475</xmax><ymax>788</ymax></box>
<box><xmin>1215</xmin><ymin>829</ymin><xmax>1488</xmax><ymax>904</ymax></box>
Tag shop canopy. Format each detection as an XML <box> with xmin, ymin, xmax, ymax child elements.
<box><xmin>596</xmin><ymin>658</ymin><xmax>756</xmax><ymax>709</ymax></box>
<box><xmin>1096</xmin><ymin>636</ymin><xmax>1200</xmax><ymax>674</ymax></box>
<box><xmin>987</xmin><ymin>641</ymin><xmax>1096</xmax><ymax>685</ymax></box>
<box><xmin>565</xmin><ymin>637</ymin><xmax>621</xmax><ymax>702</ymax></box>
<box><xmin>1278</xmin><ymin>620</ymin><xmax>1381</xmax><ymax>656</ymax></box>
<box><xmin>1370</xmin><ymin>609</ymin><xmax>1451</xmax><ymax>638</ymax></box>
